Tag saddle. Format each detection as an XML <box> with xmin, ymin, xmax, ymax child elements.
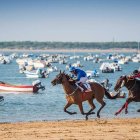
<box><xmin>69</xmin><ymin>80</ymin><xmax>92</xmax><ymax>93</ymax></box>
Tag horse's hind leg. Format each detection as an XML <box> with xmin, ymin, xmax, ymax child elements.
<box><xmin>64</xmin><ymin>102</ymin><xmax>77</xmax><ymax>115</ymax></box>
<box><xmin>96</xmin><ymin>99</ymin><xmax>106</xmax><ymax>118</ymax></box>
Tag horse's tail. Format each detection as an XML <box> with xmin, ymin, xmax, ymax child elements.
<box><xmin>104</xmin><ymin>88</ymin><xmax>119</xmax><ymax>99</ymax></box>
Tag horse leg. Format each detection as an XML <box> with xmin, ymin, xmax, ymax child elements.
<box><xmin>125</xmin><ymin>98</ymin><xmax>133</xmax><ymax>114</ymax></box>
<box><xmin>85</xmin><ymin>99</ymin><xmax>96</xmax><ymax>120</ymax></box>
<box><xmin>64</xmin><ymin>102</ymin><xmax>77</xmax><ymax>115</ymax></box>
<box><xmin>78</xmin><ymin>102</ymin><xmax>85</xmax><ymax>115</ymax></box>
<box><xmin>115</xmin><ymin>103</ymin><xmax>125</xmax><ymax>115</ymax></box>
<box><xmin>115</xmin><ymin>98</ymin><xmax>133</xmax><ymax>115</ymax></box>
<box><xmin>97</xmin><ymin>100</ymin><xmax>106</xmax><ymax>118</ymax></box>
<box><xmin>78</xmin><ymin>102</ymin><xmax>89</xmax><ymax>120</ymax></box>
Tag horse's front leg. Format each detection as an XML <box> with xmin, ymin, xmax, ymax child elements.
<box><xmin>78</xmin><ymin>102</ymin><xmax>93</xmax><ymax>120</ymax></box>
<box><xmin>125</xmin><ymin>98</ymin><xmax>133</xmax><ymax>114</ymax></box>
<box><xmin>115</xmin><ymin>98</ymin><xmax>132</xmax><ymax>115</ymax></box>
<box><xmin>78</xmin><ymin>102</ymin><xmax>85</xmax><ymax>116</ymax></box>
<box><xmin>115</xmin><ymin>103</ymin><xmax>125</xmax><ymax>115</ymax></box>
<box><xmin>86</xmin><ymin>99</ymin><xmax>96</xmax><ymax>117</ymax></box>
<box><xmin>64</xmin><ymin>102</ymin><xmax>77</xmax><ymax>115</ymax></box>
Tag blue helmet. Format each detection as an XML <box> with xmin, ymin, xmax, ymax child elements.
<box><xmin>69</xmin><ymin>66</ymin><xmax>76</xmax><ymax>72</ymax></box>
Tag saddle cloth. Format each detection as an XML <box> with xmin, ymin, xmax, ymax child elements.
<box><xmin>83</xmin><ymin>83</ymin><xmax>91</xmax><ymax>89</ymax></box>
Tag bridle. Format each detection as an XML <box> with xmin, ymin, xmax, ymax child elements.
<box><xmin>55</xmin><ymin>73</ymin><xmax>64</xmax><ymax>84</ymax></box>
<box><xmin>119</xmin><ymin>76</ymin><xmax>136</xmax><ymax>91</ymax></box>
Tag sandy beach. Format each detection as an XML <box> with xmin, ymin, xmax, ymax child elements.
<box><xmin>0</xmin><ymin>118</ymin><xmax>139</xmax><ymax>140</ymax></box>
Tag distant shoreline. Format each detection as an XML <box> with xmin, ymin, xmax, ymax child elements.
<box><xmin>0</xmin><ymin>48</ymin><xmax>138</xmax><ymax>53</ymax></box>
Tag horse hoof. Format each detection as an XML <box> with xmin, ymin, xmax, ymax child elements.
<box><xmin>115</xmin><ymin>112</ymin><xmax>119</xmax><ymax>116</ymax></box>
<box><xmin>97</xmin><ymin>114</ymin><xmax>100</xmax><ymax>118</ymax></box>
<box><xmin>137</xmin><ymin>109</ymin><xmax>140</xmax><ymax>112</ymax></box>
<box><xmin>86</xmin><ymin>116</ymin><xmax>88</xmax><ymax>120</ymax></box>
<box><xmin>91</xmin><ymin>112</ymin><xmax>95</xmax><ymax>114</ymax></box>
<box><xmin>71</xmin><ymin>112</ymin><xmax>77</xmax><ymax>115</ymax></box>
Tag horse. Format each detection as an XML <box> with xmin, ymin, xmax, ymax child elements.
<box><xmin>51</xmin><ymin>71</ymin><xmax>119</xmax><ymax>120</ymax></box>
<box><xmin>114</xmin><ymin>75</ymin><xmax>140</xmax><ymax>115</ymax></box>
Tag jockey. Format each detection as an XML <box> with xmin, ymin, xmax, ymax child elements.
<box><xmin>69</xmin><ymin>67</ymin><xmax>92</xmax><ymax>92</ymax></box>
<box><xmin>129</xmin><ymin>70</ymin><xmax>140</xmax><ymax>80</ymax></box>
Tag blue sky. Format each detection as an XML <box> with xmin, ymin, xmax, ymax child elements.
<box><xmin>0</xmin><ymin>0</ymin><xmax>140</xmax><ymax>42</ymax></box>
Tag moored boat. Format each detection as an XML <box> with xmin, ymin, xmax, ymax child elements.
<box><xmin>100</xmin><ymin>62</ymin><xmax>115</xmax><ymax>73</ymax></box>
<box><xmin>25</xmin><ymin>68</ymin><xmax>48</xmax><ymax>78</ymax></box>
<box><xmin>86</xmin><ymin>70</ymin><xmax>99</xmax><ymax>78</ymax></box>
<box><xmin>0</xmin><ymin>80</ymin><xmax>45</xmax><ymax>93</ymax></box>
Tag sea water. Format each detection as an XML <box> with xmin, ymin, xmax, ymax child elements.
<box><xmin>0</xmin><ymin>52</ymin><xmax>139</xmax><ymax>122</ymax></box>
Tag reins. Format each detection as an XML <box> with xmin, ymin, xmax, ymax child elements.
<box><xmin>66</xmin><ymin>87</ymin><xmax>79</xmax><ymax>97</ymax></box>
<box><xmin>61</xmin><ymin>74</ymin><xmax>79</xmax><ymax>97</ymax></box>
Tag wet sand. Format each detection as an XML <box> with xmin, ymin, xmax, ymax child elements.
<box><xmin>0</xmin><ymin>118</ymin><xmax>140</xmax><ymax>140</ymax></box>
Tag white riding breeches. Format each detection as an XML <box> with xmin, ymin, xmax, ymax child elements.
<box><xmin>75</xmin><ymin>77</ymin><xmax>88</xmax><ymax>91</ymax></box>
<box><xmin>76</xmin><ymin>77</ymin><xmax>88</xmax><ymax>84</ymax></box>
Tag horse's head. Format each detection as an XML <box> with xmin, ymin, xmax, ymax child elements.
<box><xmin>114</xmin><ymin>75</ymin><xmax>127</xmax><ymax>92</ymax></box>
<box><xmin>51</xmin><ymin>70</ymin><xmax>66</xmax><ymax>86</ymax></box>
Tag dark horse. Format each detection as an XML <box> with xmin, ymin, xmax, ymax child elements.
<box><xmin>114</xmin><ymin>75</ymin><xmax>140</xmax><ymax>115</ymax></box>
<box><xmin>51</xmin><ymin>71</ymin><xmax>118</xmax><ymax>120</ymax></box>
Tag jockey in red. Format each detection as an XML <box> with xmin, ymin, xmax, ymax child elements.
<box><xmin>129</xmin><ymin>70</ymin><xmax>140</xmax><ymax>79</ymax></box>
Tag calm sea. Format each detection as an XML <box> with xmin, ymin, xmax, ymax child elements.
<box><xmin>0</xmin><ymin>52</ymin><xmax>139</xmax><ymax>122</ymax></box>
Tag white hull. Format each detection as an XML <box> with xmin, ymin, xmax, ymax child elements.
<box><xmin>26</xmin><ymin>74</ymin><xmax>40</xmax><ymax>78</ymax></box>
<box><xmin>0</xmin><ymin>85</ymin><xmax>33</xmax><ymax>92</ymax></box>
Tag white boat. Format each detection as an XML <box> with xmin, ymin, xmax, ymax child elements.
<box><xmin>25</xmin><ymin>69</ymin><xmax>48</xmax><ymax>78</ymax></box>
<box><xmin>86</xmin><ymin>70</ymin><xmax>99</xmax><ymax>77</ymax></box>
<box><xmin>118</xmin><ymin>59</ymin><xmax>128</xmax><ymax>64</ymax></box>
<box><xmin>110</xmin><ymin>63</ymin><xmax>122</xmax><ymax>71</ymax></box>
<box><xmin>33</xmin><ymin>60</ymin><xmax>46</xmax><ymax>68</ymax></box>
<box><xmin>47</xmin><ymin>66</ymin><xmax>58</xmax><ymax>73</ymax></box>
<box><xmin>132</xmin><ymin>57</ymin><xmax>140</xmax><ymax>63</ymax></box>
<box><xmin>100</xmin><ymin>63</ymin><xmax>115</xmax><ymax>73</ymax></box>
<box><xmin>26</xmin><ymin>73</ymin><xmax>41</xmax><ymax>78</ymax></box>
<box><xmin>0</xmin><ymin>80</ymin><xmax>45</xmax><ymax>93</ymax></box>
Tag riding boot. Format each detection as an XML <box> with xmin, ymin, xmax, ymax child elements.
<box><xmin>76</xmin><ymin>83</ymin><xmax>84</xmax><ymax>92</ymax></box>
<box><xmin>81</xmin><ymin>84</ymin><xmax>88</xmax><ymax>92</ymax></box>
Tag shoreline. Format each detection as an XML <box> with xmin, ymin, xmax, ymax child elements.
<box><xmin>0</xmin><ymin>118</ymin><xmax>139</xmax><ymax>140</ymax></box>
<box><xmin>0</xmin><ymin>48</ymin><xmax>138</xmax><ymax>53</ymax></box>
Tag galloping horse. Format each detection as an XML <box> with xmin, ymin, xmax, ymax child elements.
<box><xmin>114</xmin><ymin>75</ymin><xmax>140</xmax><ymax>115</ymax></box>
<box><xmin>51</xmin><ymin>71</ymin><xmax>118</xmax><ymax>120</ymax></box>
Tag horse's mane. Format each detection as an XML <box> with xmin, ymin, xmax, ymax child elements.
<box><xmin>65</xmin><ymin>74</ymin><xmax>71</xmax><ymax>80</ymax></box>
<box><xmin>64</xmin><ymin>73</ymin><xmax>76</xmax><ymax>86</ymax></box>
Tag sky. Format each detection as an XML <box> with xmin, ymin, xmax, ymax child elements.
<box><xmin>0</xmin><ymin>0</ymin><xmax>140</xmax><ymax>42</ymax></box>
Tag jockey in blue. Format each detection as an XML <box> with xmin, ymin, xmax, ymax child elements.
<box><xmin>69</xmin><ymin>67</ymin><xmax>92</xmax><ymax>92</ymax></box>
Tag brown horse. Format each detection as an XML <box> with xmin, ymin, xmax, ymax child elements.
<box><xmin>51</xmin><ymin>71</ymin><xmax>118</xmax><ymax>120</ymax></box>
<box><xmin>114</xmin><ymin>75</ymin><xmax>140</xmax><ymax>115</ymax></box>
